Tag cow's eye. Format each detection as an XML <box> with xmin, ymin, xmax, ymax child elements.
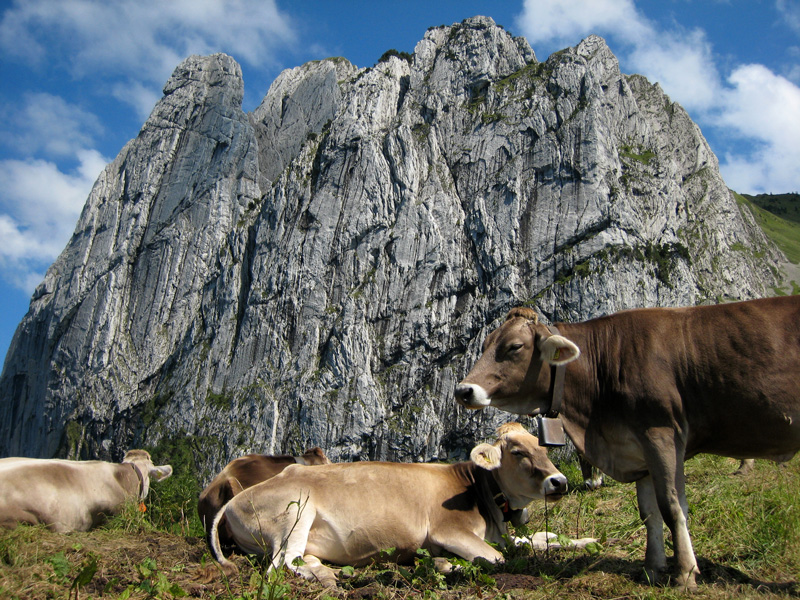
<box><xmin>507</xmin><ymin>343</ymin><xmax>523</xmax><ymax>353</ymax></box>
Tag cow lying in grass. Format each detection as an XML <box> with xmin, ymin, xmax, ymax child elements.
<box><xmin>210</xmin><ymin>423</ymin><xmax>578</xmax><ymax>586</ymax></box>
<box><xmin>0</xmin><ymin>449</ymin><xmax>172</xmax><ymax>532</ymax></box>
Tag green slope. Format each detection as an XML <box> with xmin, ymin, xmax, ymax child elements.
<box><xmin>742</xmin><ymin>192</ymin><xmax>800</xmax><ymax>224</ymax></box>
<box><xmin>733</xmin><ymin>191</ymin><xmax>800</xmax><ymax>264</ymax></box>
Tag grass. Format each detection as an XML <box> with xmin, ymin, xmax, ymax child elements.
<box><xmin>0</xmin><ymin>454</ymin><xmax>797</xmax><ymax>599</ymax></box>
<box><xmin>734</xmin><ymin>191</ymin><xmax>800</xmax><ymax>264</ymax></box>
<box><xmin>743</xmin><ymin>193</ymin><xmax>800</xmax><ymax>225</ymax></box>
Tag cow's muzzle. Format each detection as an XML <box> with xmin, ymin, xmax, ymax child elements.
<box><xmin>454</xmin><ymin>383</ymin><xmax>490</xmax><ymax>408</ymax></box>
<box><xmin>543</xmin><ymin>473</ymin><xmax>568</xmax><ymax>500</ymax></box>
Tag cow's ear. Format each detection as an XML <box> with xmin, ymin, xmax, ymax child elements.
<box><xmin>538</xmin><ymin>335</ymin><xmax>580</xmax><ymax>365</ymax></box>
<box><xmin>150</xmin><ymin>465</ymin><xmax>173</xmax><ymax>482</ymax></box>
<box><xmin>471</xmin><ymin>443</ymin><xmax>502</xmax><ymax>471</ymax></box>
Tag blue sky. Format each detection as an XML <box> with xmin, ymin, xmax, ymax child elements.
<box><xmin>1</xmin><ymin>0</ymin><xmax>800</xmax><ymax>365</ymax></box>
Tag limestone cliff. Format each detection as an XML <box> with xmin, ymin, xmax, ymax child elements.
<box><xmin>0</xmin><ymin>17</ymin><xmax>782</xmax><ymax>478</ymax></box>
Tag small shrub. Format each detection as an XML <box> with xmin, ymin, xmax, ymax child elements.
<box><xmin>378</xmin><ymin>49</ymin><xmax>413</xmax><ymax>64</ymax></box>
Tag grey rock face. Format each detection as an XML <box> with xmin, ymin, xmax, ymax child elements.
<box><xmin>0</xmin><ymin>17</ymin><xmax>782</xmax><ymax>479</ymax></box>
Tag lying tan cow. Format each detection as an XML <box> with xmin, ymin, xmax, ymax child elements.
<box><xmin>0</xmin><ymin>449</ymin><xmax>172</xmax><ymax>532</ymax></box>
<box><xmin>210</xmin><ymin>423</ymin><xmax>568</xmax><ymax>586</ymax></box>
<box><xmin>198</xmin><ymin>447</ymin><xmax>330</xmax><ymax>545</ymax></box>
<box><xmin>454</xmin><ymin>297</ymin><xmax>800</xmax><ymax>589</ymax></box>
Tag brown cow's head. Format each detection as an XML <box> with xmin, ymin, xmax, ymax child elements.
<box><xmin>455</xmin><ymin>307</ymin><xmax>580</xmax><ymax>415</ymax></box>
<box><xmin>299</xmin><ymin>447</ymin><xmax>331</xmax><ymax>465</ymax></box>
<box><xmin>471</xmin><ymin>422</ymin><xmax>567</xmax><ymax>507</ymax></box>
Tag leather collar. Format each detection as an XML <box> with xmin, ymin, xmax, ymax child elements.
<box><xmin>544</xmin><ymin>324</ymin><xmax>566</xmax><ymax>418</ymax></box>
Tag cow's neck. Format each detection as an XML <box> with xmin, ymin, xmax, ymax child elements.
<box><xmin>126</xmin><ymin>462</ymin><xmax>147</xmax><ymax>499</ymax></box>
<box><xmin>473</xmin><ymin>467</ymin><xmax>526</xmax><ymax>537</ymax></box>
<box><xmin>544</xmin><ymin>322</ymin><xmax>597</xmax><ymax>457</ymax></box>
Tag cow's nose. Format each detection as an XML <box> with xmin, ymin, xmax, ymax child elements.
<box><xmin>454</xmin><ymin>384</ymin><xmax>474</xmax><ymax>402</ymax></box>
<box><xmin>454</xmin><ymin>383</ymin><xmax>490</xmax><ymax>407</ymax></box>
<box><xmin>544</xmin><ymin>473</ymin><xmax>568</xmax><ymax>497</ymax></box>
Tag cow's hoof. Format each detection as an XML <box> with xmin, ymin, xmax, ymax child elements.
<box><xmin>676</xmin><ymin>570</ymin><xmax>699</xmax><ymax>593</ymax></box>
<box><xmin>433</xmin><ymin>557</ymin><xmax>454</xmax><ymax>574</ymax></box>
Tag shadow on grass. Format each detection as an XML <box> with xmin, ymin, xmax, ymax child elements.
<box><xmin>697</xmin><ymin>557</ymin><xmax>800</xmax><ymax>597</ymax></box>
<box><xmin>496</xmin><ymin>553</ymin><xmax>800</xmax><ymax>597</ymax></box>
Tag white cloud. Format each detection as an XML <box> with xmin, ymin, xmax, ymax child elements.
<box><xmin>0</xmin><ymin>149</ymin><xmax>108</xmax><ymax>292</ymax></box>
<box><xmin>515</xmin><ymin>0</ymin><xmax>800</xmax><ymax>193</ymax></box>
<box><xmin>516</xmin><ymin>0</ymin><xmax>719</xmax><ymax>112</ymax></box>
<box><xmin>0</xmin><ymin>0</ymin><xmax>296</xmax><ymax>85</ymax></box>
<box><xmin>0</xmin><ymin>93</ymin><xmax>103</xmax><ymax>158</ymax></box>
<box><xmin>627</xmin><ymin>29</ymin><xmax>720</xmax><ymax>112</ymax></box>
<box><xmin>516</xmin><ymin>0</ymin><xmax>649</xmax><ymax>48</ymax></box>
<box><xmin>716</xmin><ymin>65</ymin><xmax>800</xmax><ymax>193</ymax></box>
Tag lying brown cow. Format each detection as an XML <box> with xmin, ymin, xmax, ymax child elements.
<box><xmin>455</xmin><ymin>297</ymin><xmax>800</xmax><ymax>589</ymax></box>
<box><xmin>210</xmin><ymin>423</ymin><xmax>568</xmax><ymax>586</ymax></box>
<box><xmin>0</xmin><ymin>449</ymin><xmax>172</xmax><ymax>532</ymax></box>
<box><xmin>198</xmin><ymin>447</ymin><xmax>329</xmax><ymax>545</ymax></box>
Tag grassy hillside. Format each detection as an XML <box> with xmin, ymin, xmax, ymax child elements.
<box><xmin>743</xmin><ymin>192</ymin><xmax>800</xmax><ymax>224</ymax></box>
<box><xmin>733</xmin><ymin>191</ymin><xmax>800</xmax><ymax>266</ymax></box>
<box><xmin>1</xmin><ymin>454</ymin><xmax>797</xmax><ymax>599</ymax></box>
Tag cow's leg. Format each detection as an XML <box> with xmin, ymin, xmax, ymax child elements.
<box><xmin>642</xmin><ymin>429</ymin><xmax>699</xmax><ymax>591</ymax></box>
<box><xmin>432</xmin><ymin>529</ymin><xmax>504</xmax><ymax>564</ymax></box>
<box><xmin>265</xmin><ymin>499</ymin><xmax>317</xmax><ymax>581</ymax></box>
<box><xmin>734</xmin><ymin>458</ymin><xmax>754</xmax><ymax>475</ymax></box>
<box><xmin>670</xmin><ymin>460</ymin><xmax>698</xmax><ymax>590</ymax></box>
<box><xmin>635</xmin><ymin>475</ymin><xmax>666</xmax><ymax>584</ymax></box>
<box><xmin>579</xmin><ymin>455</ymin><xmax>604</xmax><ymax>490</ymax></box>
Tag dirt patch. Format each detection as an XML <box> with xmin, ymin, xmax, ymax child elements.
<box><xmin>494</xmin><ymin>572</ymin><xmax>547</xmax><ymax>590</ymax></box>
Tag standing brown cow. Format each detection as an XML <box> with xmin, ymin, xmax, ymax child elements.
<box><xmin>198</xmin><ymin>447</ymin><xmax>330</xmax><ymax>546</ymax></box>
<box><xmin>454</xmin><ymin>297</ymin><xmax>800</xmax><ymax>589</ymax></box>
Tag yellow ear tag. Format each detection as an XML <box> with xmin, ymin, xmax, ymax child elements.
<box><xmin>552</xmin><ymin>348</ymin><xmax>560</xmax><ymax>361</ymax></box>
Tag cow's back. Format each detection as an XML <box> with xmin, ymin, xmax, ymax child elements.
<box><xmin>679</xmin><ymin>296</ymin><xmax>800</xmax><ymax>459</ymax></box>
<box><xmin>229</xmin><ymin>461</ymin><xmax>479</xmax><ymax>566</ymax></box>
<box><xmin>571</xmin><ymin>295</ymin><xmax>800</xmax><ymax>466</ymax></box>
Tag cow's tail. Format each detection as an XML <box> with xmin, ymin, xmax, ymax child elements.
<box><xmin>209</xmin><ymin>502</ymin><xmax>238</xmax><ymax>576</ymax></box>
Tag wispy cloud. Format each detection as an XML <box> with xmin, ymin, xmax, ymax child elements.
<box><xmin>777</xmin><ymin>0</ymin><xmax>800</xmax><ymax>35</ymax></box>
<box><xmin>0</xmin><ymin>0</ymin><xmax>296</xmax><ymax>85</ymax></box>
<box><xmin>515</xmin><ymin>0</ymin><xmax>800</xmax><ymax>194</ymax></box>
<box><xmin>0</xmin><ymin>150</ymin><xmax>108</xmax><ymax>291</ymax></box>
<box><xmin>0</xmin><ymin>93</ymin><xmax>104</xmax><ymax>158</ymax></box>
<box><xmin>111</xmin><ymin>80</ymin><xmax>164</xmax><ymax>124</ymax></box>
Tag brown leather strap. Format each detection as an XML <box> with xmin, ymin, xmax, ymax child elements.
<box><xmin>546</xmin><ymin>324</ymin><xmax>565</xmax><ymax>418</ymax></box>
<box><xmin>548</xmin><ymin>365</ymin><xmax>565</xmax><ymax>417</ymax></box>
